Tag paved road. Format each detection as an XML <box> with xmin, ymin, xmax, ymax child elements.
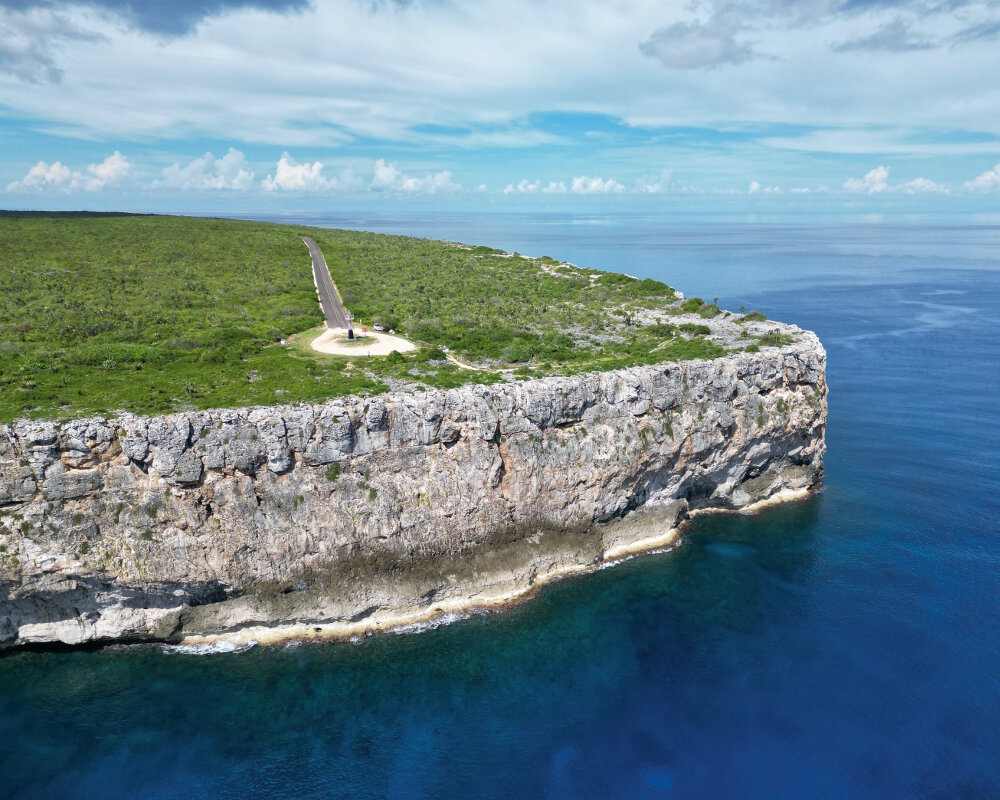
<box><xmin>303</xmin><ymin>236</ymin><xmax>351</xmax><ymax>330</ymax></box>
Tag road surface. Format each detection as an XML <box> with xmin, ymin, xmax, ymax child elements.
<box><xmin>303</xmin><ymin>237</ymin><xmax>351</xmax><ymax>330</ymax></box>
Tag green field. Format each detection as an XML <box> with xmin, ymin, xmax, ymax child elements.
<box><xmin>0</xmin><ymin>213</ymin><xmax>730</xmax><ymax>422</ymax></box>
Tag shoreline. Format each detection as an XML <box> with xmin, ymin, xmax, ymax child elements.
<box><xmin>3</xmin><ymin>333</ymin><xmax>827</xmax><ymax>651</ymax></box>
<box><xmin>171</xmin><ymin>486</ymin><xmax>816</xmax><ymax>653</ymax></box>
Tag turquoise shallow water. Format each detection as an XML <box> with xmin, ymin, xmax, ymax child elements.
<box><xmin>2</xmin><ymin>215</ymin><xmax>999</xmax><ymax>798</ymax></box>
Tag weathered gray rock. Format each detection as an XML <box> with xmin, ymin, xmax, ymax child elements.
<box><xmin>42</xmin><ymin>463</ymin><xmax>101</xmax><ymax>501</ymax></box>
<box><xmin>0</xmin><ymin>333</ymin><xmax>827</xmax><ymax>649</ymax></box>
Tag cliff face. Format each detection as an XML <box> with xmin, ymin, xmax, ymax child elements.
<box><xmin>0</xmin><ymin>334</ymin><xmax>826</xmax><ymax>648</ymax></box>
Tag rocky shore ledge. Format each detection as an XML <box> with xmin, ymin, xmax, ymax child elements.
<box><xmin>0</xmin><ymin>332</ymin><xmax>826</xmax><ymax>649</ymax></box>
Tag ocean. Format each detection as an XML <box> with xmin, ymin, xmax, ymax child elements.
<box><xmin>2</xmin><ymin>213</ymin><xmax>998</xmax><ymax>798</ymax></box>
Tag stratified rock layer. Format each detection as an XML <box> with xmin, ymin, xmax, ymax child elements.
<box><xmin>0</xmin><ymin>333</ymin><xmax>826</xmax><ymax>648</ymax></box>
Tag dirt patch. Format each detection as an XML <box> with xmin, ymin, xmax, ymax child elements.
<box><xmin>310</xmin><ymin>327</ymin><xmax>418</xmax><ymax>357</ymax></box>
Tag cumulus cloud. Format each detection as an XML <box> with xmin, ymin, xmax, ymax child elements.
<box><xmin>503</xmin><ymin>179</ymin><xmax>534</xmax><ymax>194</ymax></box>
<box><xmin>633</xmin><ymin>168</ymin><xmax>672</xmax><ymax>193</ymax></box>
<box><xmin>570</xmin><ymin>175</ymin><xmax>625</xmax><ymax>194</ymax></box>
<box><xmin>502</xmin><ymin>179</ymin><xmax>568</xmax><ymax>195</ymax></box>
<box><xmin>88</xmin><ymin>150</ymin><xmax>131</xmax><ymax>186</ymax></box>
<box><xmin>369</xmin><ymin>158</ymin><xmax>401</xmax><ymax>191</ymax></box>
<box><xmin>640</xmin><ymin>19</ymin><xmax>756</xmax><ymax>69</ymax></box>
<box><xmin>748</xmin><ymin>180</ymin><xmax>761</xmax><ymax>194</ymax></box>
<box><xmin>370</xmin><ymin>158</ymin><xmax>460</xmax><ymax>193</ymax></box>
<box><xmin>899</xmin><ymin>176</ymin><xmax>946</xmax><ymax>194</ymax></box>
<box><xmin>844</xmin><ymin>165</ymin><xmax>890</xmax><ymax>193</ymax></box>
<box><xmin>6</xmin><ymin>150</ymin><xmax>130</xmax><ymax>192</ymax></box>
<box><xmin>964</xmin><ymin>163</ymin><xmax>1000</xmax><ymax>191</ymax></box>
<box><xmin>262</xmin><ymin>152</ymin><xmax>329</xmax><ymax>191</ymax></box>
<box><xmin>159</xmin><ymin>147</ymin><xmax>254</xmax><ymax>190</ymax></box>
<box><xmin>842</xmin><ymin>167</ymin><xmax>950</xmax><ymax>194</ymax></box>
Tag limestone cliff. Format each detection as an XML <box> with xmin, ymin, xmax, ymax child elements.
<box><xmin>0</xmin><ymin>333</ymin><xmax>826</xmax><ymax>648</ymax></box>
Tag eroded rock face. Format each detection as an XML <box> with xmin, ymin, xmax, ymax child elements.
<box><xmin>0</xmin><ymin>334</ymin><xmax>827</xmax><ymax>648</ymax></box>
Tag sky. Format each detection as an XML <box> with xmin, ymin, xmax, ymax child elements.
<box><xmin>1</xmin><ymin>0</ymin><xmax>999</xmax><ymax>214</ymax></box>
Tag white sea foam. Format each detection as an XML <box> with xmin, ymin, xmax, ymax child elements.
<box><xmin>389</xmin><ymin>610</ymin><xmax>472</xmax><ymax>636</ymax></box>
<box><xmin>162</xmin><ymin>639</ymin><xmax>258</xmax><ymax>656</ymax></box>
<box><xmin>595</xmin><ymin>543</ymin><xmax>679</xmax><ymax>571</ymax></box>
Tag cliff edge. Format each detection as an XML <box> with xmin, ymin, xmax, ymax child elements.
<box><xmin>0</xmin><ymin>332</ymin><xmax>826</xmax><ymax>649</ymax></box>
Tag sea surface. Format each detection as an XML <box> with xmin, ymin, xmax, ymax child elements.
<box><xmin>2</xmin><ymin>213</ymin><xmax>999</xmax><ymax>799</ymax></box>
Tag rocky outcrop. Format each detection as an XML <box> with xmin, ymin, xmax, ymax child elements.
<box><xmin>0</xmin><ymin>333</ymin><xmax>826</xmax><ymax>648</ymax></box>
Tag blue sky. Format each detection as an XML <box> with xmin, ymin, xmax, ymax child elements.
<box><xmin>1</xmin><ymin>0</ymin><xmax>999</xmax><ymax>213</ymax></box>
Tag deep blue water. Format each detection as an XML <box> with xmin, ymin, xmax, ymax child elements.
<box><xmin>2</xmin><ymin>214</ymin><xmax>999</xmax><ymax>798</ymax></box>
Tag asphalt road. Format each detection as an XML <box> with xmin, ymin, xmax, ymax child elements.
<box><xmin>302</xmin><ymin>236</ymin><xmax>351</xmax><ymax>330</ymax></box>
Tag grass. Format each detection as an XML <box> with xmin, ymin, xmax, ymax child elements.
<box><xmin>1</xmin><ymin>212</ymin><xmax>734</xmax><ymax>422</ymax></box>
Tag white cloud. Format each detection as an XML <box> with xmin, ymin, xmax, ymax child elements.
<box><xmin>634</xmin><ymin>168</ymin><xmax>672</xmax><ymax>193</ymax></box>
<box><xmin>262</xmin><ymin>153</ymin><xmax>329</xmax><ymax>191</ymax></box>
<box><xmin>899</xmin><ymin>177</ymin><xmax>946</xmax><ymax>194</ymax></box>
<box><xmin>789</xmin><ymin>187</ymin><xmax>812</xmax><ymax>193</ymax></box>
<box><xmin>503</xmin><ymin>178</ymin><xmax>568</xmax><ymax>195</ymax></box>
<box><xmin>400</xmin><ymin>171</ymin><xmax>459</xmax><ymax>193</ymax></box>
<box><xmin>86</xmin><ymin>150</ymin><xmax>130</xmax><ymax>189</ymax></box>
<box><xmin>0</xmin><ymin>1</ymin><xmax>998</xmax><ymax>206</ymax></box>
<box><xmin>748</xmin><ymin>180</ymin><xmax>760</xmax><ymax>194</ymax></box>
<box><xmin>6</xmin><ymin>159</ymin><xmax>72</xmax><ymax>191</ymax></box>
<box><xmin>159</xmin><ymin>148</ymin><xmax>254</xmax><ymax>190</ymax></box>
<box><xmin>3</xmin><ymin>0</ymin><xmax>995</xmax><ymax>153</ymax></box>
<box><xmin>570</xmin><ymin>175</ymin><xmax>625</xmax><ymax>194</ymax></box>
<box><xmin>843</xmin><ymin>167</ymin><xmax>950</xmax><ymax>195</ymax></box>
<box><xmin>370</xmin><ymin>159</ymin><xmax>460</xmax><ymax>193</ymax></box>
<box><xmin>503</xmin><ymin>178</ymin><xmax>539</xmax><ymax>194</ymax></box>
<box><xmin>761</xmin><ymin>128</ymin><xmax>1000</xmax><ymax>156</ymax></box>
<box><xmin>6</xmin><ymin>150</ymin><xmax>130</xmax><ymax>192</ymax></box>
<box><xmin>844</xmin><ymin>165</ymin><xmax>889</xmax><ymax>194</ymax></box>
<box><xmin>964</xmin><ymin>163</ymin><xmax>1000</xmax><ymax>191</ymax></box>
<box><xmin>370</xmin><ymin>158</ymin><xmax>401</xmax><ymax>191</ymax></box>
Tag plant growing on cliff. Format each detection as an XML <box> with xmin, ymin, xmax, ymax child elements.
<box><xmin>757</xmin><ymin>330</ymin><xmax>796</xmax><ymax>347</ymax></box>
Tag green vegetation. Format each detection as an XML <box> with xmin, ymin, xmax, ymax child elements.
<box><xmin>0</xmin><ymin>213</ymin><xmax>732</xmax><ymax>422</ymax></box>
<box><xmin>677</xmin><ymin>297</ymin><xmax>720</xmax><ymax>318</ymax></box>
<box><xmin>758</xmin><ymin>330</ymin><xmax>796</xmax><ymax>347</ymax></box>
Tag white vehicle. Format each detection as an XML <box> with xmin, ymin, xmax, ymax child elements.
<box><xmin>373</xmin><ymin>324</ymin><xmax>385</xmax><ymax>331</ymax></box>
